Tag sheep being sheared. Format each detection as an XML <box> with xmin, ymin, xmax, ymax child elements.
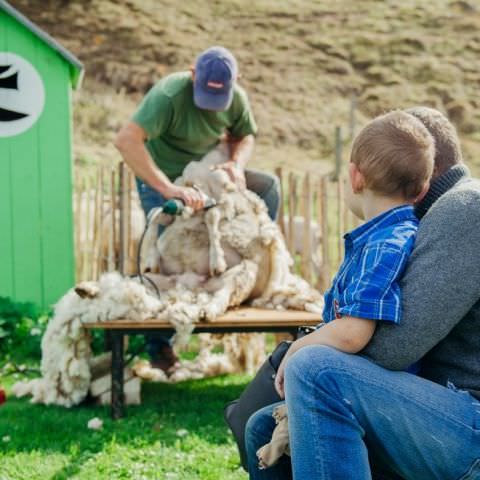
<box><xmin>142</xmin><ymin>142</ymin><xmax>324</xmax><ymax>316</ymax></box>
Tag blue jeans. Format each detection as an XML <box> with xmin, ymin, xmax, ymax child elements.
<box><xmin>136</xmin><ymin>169</ymin><xmax>281</xmax><ymax>356</ymax></box>
<box><xmin>245</xmin><ymin>346</ymin><xmax>480</xmax><ymax>480</ymax></box>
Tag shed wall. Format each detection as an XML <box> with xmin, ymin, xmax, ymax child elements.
<box><xmin>0</xmin><ymin>11</ymin><xmax>75</xmax><ymax>307</ymax></box>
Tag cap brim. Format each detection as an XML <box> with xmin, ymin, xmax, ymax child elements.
<box><xmin>193</xmin><ymin>84</ymin><xmax>233</xmax><ymax>111</ymax></box>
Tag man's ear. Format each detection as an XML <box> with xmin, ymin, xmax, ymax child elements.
<box><xmin>349</xmin><ymin>163</ymin><xmax>365</xmax><ymax>194</ymax></box>
<box><xmin>189</xmin><ymin>65</ymin><xmax>195</xmax><ymax>81</ymax></box>
<box><xmin>414</xmin><ymin>181</ymin><xmax>430</xmax><ymax>204</ymax></box>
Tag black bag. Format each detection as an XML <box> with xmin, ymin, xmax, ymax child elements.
<box><xmin>224</xmin><ymin>327</ymin><xmax>315</xmax><ymax>471</ymax></box>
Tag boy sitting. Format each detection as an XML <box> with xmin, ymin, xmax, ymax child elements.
<box><xmin>257</xmin><ymin>110</ymin><xmax>434</xmax><ymax>469</ymax></box>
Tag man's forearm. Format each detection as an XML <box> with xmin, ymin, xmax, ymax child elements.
<box><xmin>115</xmin><ymin>129</ymin><xmax>174</xmax><ymax>196</ymax></box>
<box><xmin>229</xmin><ymin>134</ymin><xmax>255</xmax><ymax>169</ymax></box>
<box><xmin>120</xmin><ymin>143</ymin><xmax>171</xmax><ymax>194</ymax></box>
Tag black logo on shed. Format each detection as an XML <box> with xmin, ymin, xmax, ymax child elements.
<box><xmin>0</xmin><ymin>65</ymin><xmax>28</xmax><ymax>122</ymax></box>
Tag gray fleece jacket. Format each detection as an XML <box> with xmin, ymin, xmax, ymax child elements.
<box><xmin>363</xmin><ymin>165</ymin><xmax>480</xmax><ymax>396</ymax></box>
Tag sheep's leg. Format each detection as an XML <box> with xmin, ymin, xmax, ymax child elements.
<box><xmin>259</xmin><ymin>237</ymin><xmax>291</xmax><ymax>299</ymax></box>
<box><xmin>202</xmin><ymin>260</ymin><xmax>258</xmax><ymax>321</ymax></box>
<box><xmin>205</xmin><ymin>207</ymin><xmax>227</xmax><ymax>276</ymax></box>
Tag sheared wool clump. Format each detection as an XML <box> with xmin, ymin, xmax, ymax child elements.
<box><xmin>13</xmin><ymin>273</ymin><xmax>166</xmax><ymax>407</ymax></box>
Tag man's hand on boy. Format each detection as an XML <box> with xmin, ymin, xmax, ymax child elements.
<box><xmin>275</xmin><ymin>347</ymin><xmax>295</xmax><ymax>399</ymax></box>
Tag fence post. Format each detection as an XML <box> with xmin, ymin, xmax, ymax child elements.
<box><xmin>301</xmin><ymin>173</ymin><xmax>312</xmax><ymax>283</ymax></box>
<box><xmin>74</xmin><ymin>179</ymin><xmax>82</xmax><ymax>282</ymax></box>
<box><xmin>318</xmin><ymin>175</ymin><xmax>330</xmax><ymax>291</ymax></box>
<box><xmin>337</xmin><ymin>177</ymin><xmax>344</xmax><ymax>265</ymax></box>
<box><xmin>108</xmin><ymin>167</ymin><xmax>116</xmax><ymax>272</ymax></box>
<box><xmin>287</xmin><ymin>172</ymin><xmax>297</xmax><ymax>257</ymax></box>
<box><xmin>275</xmin><ymin>167</ymin><xmax>286</xmax><ymax>237</ymax></box>
<box><xmin>83</xmin><ymin>177</ymin><xmax>92</xmax><ymax>281</ymax></box>
<box><xmin>92</xmin><ymin>166</ymin><xmax>103</xmax><ymax>280</ymax></box>
<box><xmin>333</xmin><ymin>126</ymin><xmax>342</xmax><ymax>181</ymax></box>
<box><xmin>349</xmin><ymin>95</ymin><xmax>357</xmax><ymax>140</ymax></box>
<box><xmin>119</xmin><ymin>162</ymin><xmax>126</xmax><ymax>276</ymax></box>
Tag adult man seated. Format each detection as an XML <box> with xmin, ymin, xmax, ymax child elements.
<box><xmin>245</xmin><ymin>107</ymin><xmax>480</xmax><ymax>479</ymax></box>
<box><xmin>115</xmin><ymin>46</ymin><xmax>280</xmax><ymax>374</ymax></box>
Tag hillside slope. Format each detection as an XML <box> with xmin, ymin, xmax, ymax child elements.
<box><xmin>11</xmin><ymin>0</ymin><xmax>480</xmax><ymax>173</ymax></box>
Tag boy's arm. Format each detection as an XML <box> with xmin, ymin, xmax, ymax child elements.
<box><xmin>275</xmin><ymin>317</ymin><xmax>376</xmax><ymax>398</ymax></box>
<box><xmin>362</xmin><ymin>184</ymin><xmax>480</xmax><ymax>370</ymax></box>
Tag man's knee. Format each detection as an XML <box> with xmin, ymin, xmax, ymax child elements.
<box><xmin>285</xmin><ymin>345</ymin><xmax>353</xmax><ymax>387</ymax></box>
<box><xmin>263</xmin><ymin>172</ymin><xmax>280</xmax><ymax>200</ymax></box>
<box><xmin>245</xmin><ymin>170</ymin><xmax>279</xmax><ymax>196</ymax></box>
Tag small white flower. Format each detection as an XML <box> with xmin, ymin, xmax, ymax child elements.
<box><xmin>175</xmin><ymin>429</ymin><xmax>188</xmax><ymax>437</ymax></box>
<box><xmin>2</xmin><ymin>436</ymin><xmax>10</xmax><ymax>442</ymax></box>
<box><xmin>30</xmin><ymin>328</ymin><xmax>41</xmax><ymax>336</ymax></box>
<box><xmin>87</xmin><ymin>417</ymin><xmax>103</xmax><ymax>430</ymax></box>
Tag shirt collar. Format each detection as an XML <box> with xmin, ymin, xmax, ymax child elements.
<box><xmin>414</xmin><ymin>164</ymin><xmax>470</xmax><ymax>219</ymax></box>
<box><xmin>344</xmin><ymin>205</ymin><xmax>417</xmax><ymax>250</ymax></box>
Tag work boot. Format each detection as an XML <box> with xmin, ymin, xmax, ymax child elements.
<box><xmin>150</xmin><ymin>345</ymin><xmax>180</xmax><ymax>376</ymax></box>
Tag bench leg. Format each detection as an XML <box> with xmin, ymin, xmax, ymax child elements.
<box><xmin>111</xmin><ymin>331</ymin><xmax>124</xmax><ymax>419</ymax></box>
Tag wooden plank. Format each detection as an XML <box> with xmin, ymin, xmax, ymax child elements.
<box><xmin>84</xmin><ymin>308</ymin><xmax>322</xmax><ymax>329</ymax></box>
<box><xmin>0</xmin><ymin>13</ymin><xmax>13</xmax><ymax>298</ymax></box>
<box><xmin>7</xmin><ymin>20</ymin><xmax>43</xmax><ymax>304</ymax></box>
<box><xmin>35</xmin><ymin>34</ymin><xmax>75</xmax><ymax>305</ymax></box>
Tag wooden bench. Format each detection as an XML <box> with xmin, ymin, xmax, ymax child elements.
<box><xmin>84</xmin><ymin>308</ymin><xmax>322</xmax><ymax>419</ymax></box>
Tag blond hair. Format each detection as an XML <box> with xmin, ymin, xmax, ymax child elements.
<box><xmin>350</xmin><ymin>111</ymin><xmax>434</xmax><ymax>200</ymax></box>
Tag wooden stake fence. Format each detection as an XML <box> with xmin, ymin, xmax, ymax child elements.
<box><xmin>74</xmin><ymin>163</ymin><xmax>139</xmax><ymax>282</ymax></box>
<box><xmin>73</xmin><ymin>163</ymin><xmax>356</xmax><ymax>291</ymax></box>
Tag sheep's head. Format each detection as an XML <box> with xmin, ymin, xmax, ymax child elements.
<box><xmin>75</xmin><ymin>282</ymin><xmax>99</xmax><ymax>299</ymax></box>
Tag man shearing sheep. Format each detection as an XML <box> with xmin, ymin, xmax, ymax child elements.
<box><xmin>115</xmin><ymin>46</ymin><xmax>280</xmax><ymax>374</ymax></box>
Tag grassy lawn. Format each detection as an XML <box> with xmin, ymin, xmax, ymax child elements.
<box><xmin>0</xmin><ymin>373</ymin><xmax>250</xmax><ymax>480</ymax></box>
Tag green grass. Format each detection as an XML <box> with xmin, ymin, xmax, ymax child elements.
<box><xmin>0</xmin><ymin>373</ymin><xmax>250</xmax><ymax>480</ymax></box>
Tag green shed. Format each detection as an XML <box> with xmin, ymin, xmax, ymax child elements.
<box><xmin>0</xmin><ymin>1</ymin><xmax>84</xmax><ymax>307</ymax></box>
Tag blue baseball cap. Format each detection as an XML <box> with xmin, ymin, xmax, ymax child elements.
<box><xmin>193</xmin><ymin>46</ymin><xmax>238</xmax><ymax>111</ymax></box>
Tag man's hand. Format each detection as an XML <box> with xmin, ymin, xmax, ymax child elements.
<box><xmin>213</xmin><ymin>161</ymin><xmax>246</xmax><ymax>189</ymax></box>
<box><xmin>275</xmin><ymin>348</ymin><xmax>294</xmax><ymax>399</ymax></box>
<box><xmin>164</xmin><ymin>184</ymin><xmax>205</xmax><ymax>210</ymax></box>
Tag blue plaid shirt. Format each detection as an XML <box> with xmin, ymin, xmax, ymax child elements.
<box><xmin>323</xmin><ymin>205</ymin><xmax>419</xmax><ymax>324</ymax></box>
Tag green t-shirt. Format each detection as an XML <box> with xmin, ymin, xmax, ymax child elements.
<box><xmin>131</xmin><ymin>71</ymin><xmax>257</xmax><ymax>181</ymax></box>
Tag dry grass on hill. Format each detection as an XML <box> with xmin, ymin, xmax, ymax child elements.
<box><xmin>13</xmin><ymin>0</ymin><xmax>480</xmax><ymax>175</ymax></box>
